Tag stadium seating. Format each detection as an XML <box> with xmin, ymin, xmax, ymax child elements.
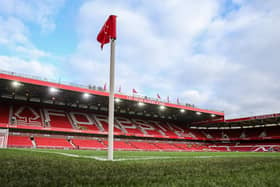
<box><xmin>209</xmin><ymin>141</ymin><xmax>280</xmax><ymax>152</ymax></box>
<box><xmin>70</xmin><ymin>113</ymin><xmax>100</xmax><ymax>131</ymax></box>
<box><xmin>267</xmin><ymin>127</ymin><xmax>280</xmax><ymax>137</ymax></box>
<box><xmin>72</xmin><ymin>138</ymin><xmax>106</xmax><ymax>149</ymax></box>
<box><xmin>8</xmin><ymin>135</ymin><xmax>33</xmax><ymax>148</ymax></box>
<box><xmin>129</xmin><ymin>141</ymin><xmax>161</xmax><ymax>151</ymax></box>
<box><xmin>0</xmin><ymin>103</ymin><xmax>10</xmax><ymax>124</ymax></box>
<box><xmin>35</xmin><ymin>137</ymin><xmax>73</xmax><ymax>149</ymax></box>
<box><xmin>45</xmin><ymin>111</ymin><xmax>73</xmax><ymax>129</ymax></box>
<box><xmin>153</xmin><ymin>142</ymin><xmax>182</xmax><ymax>151</ymax></box>
<box><xmin>103</xmin><ymin>140</ymin><xmax>137</xmax><ymax>150</ymax></box>
<box><xmin>6</xmin><ymin>133</ymin><xmax>280</xmax><ymax>152</ymax></box>
<box><xmin>1</xmin><ymin>103</ymin><xmax>280</xmax><ymax>148</ymax></box>
<box><xmin>12</xmin><ymin>105</ymin><xmax>43</xmax><ymax>126</ymax></box>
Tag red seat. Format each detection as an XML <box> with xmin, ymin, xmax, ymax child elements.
<box><xmin>35</xmin><ymin>137</ymin><xmax>73</xmax><ymax>149</ymax></box>
<box><xmin>8</xmin><ymin>135</ymin><xmax>33</xmax><ymax>148</ymax></box>
<box><xmin>72</xmin><ymin>139</ymin><xmax>106</xmax><ymax>149</ymax></box>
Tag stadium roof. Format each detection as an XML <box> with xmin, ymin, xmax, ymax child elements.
<box><xmin>0</xmin><ymin>70</ymin><xmax>224</xmax><ymax>124</ymax></box>
<box><xmin>190</xmin><ymin>113</ymin><xmax>280</xmax><ymax>129</ymax></box>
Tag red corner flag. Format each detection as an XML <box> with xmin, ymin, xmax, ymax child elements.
<box><xmin>97</xmin><ymin>15</ymin><xmax>117</xmax><ymax>49</ymax></box>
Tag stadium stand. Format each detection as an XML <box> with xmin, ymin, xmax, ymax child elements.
<box><xmin>8</xmin><ymin>135</ymin><xmax>33</xmax><ymax>148</ymax></box>
<box><xmin>0</xmin><ymin>103</ymin><xmax>10</xmax><ymax>124</ymax></box>
<box><xmin>1</xmin><ymin>102</ymin><xmax>280</xmax><ymax>143</ymax></box>
<box><xmin>2</xmin><ymin>102</ymin><xmax>280</xmax><ymax>141</ymax></box>
<box><xmin>72</xmin><ymin>138</ymin><xmax>106</xmax><ymax>149</ymax></box>
<box><xmin>153</xmin><ymin>142</ymin><xmax>182</xmax><ymax>151</ymax></box>
<box><xmin>103</xmin><ymin>140</ymin><xmax>136</xmax><ymax>150</ymax></box>
<box><xmin>34</xmin><ymin>137</ymin><xmax>73</xmax><ymax>149</ymax></box>
<box><xmin>0</xmin><ymin>70</ymin><xmax>280</xmax><ymax>152</ymax></box>
<box><xmin>12</xmin><ymin>105</ymin><xmax>43</xmax><ymax>126</ymax></box>
<box><xmin>4</xmin><ymin>132</ymin><xmax>280</xmax><ymax>152</ymax></box>
<box><xmin>129</xmin><ymin>141</ymin><xmax>161</xmax><ymax>151</ymax></box>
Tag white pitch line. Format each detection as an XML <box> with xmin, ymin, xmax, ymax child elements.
<box><xmin>27</xmin><ymin>149</ymin><xmax>208</xmax><ymax>161</ymax></box>
<box><xmin>19</xmin><ymin>149</ymin><xmax>280</xmax><ymax>162</ymax></box>
<box><xmin>28</xmin><ymin>150</ymin><xmax>108</xmax><ymax>161</ymax></box>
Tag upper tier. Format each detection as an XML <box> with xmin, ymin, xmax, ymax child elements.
<box><xmin>0</xmin><ymin>70</ymin><xmax>224</xmax><ymax>124</ymax></box>
<box><xmin>0</xmin><ymin>102</ymin><xmax>279</xmax><ymax>141</ymax></box>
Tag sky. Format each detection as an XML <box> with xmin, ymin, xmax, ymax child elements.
<box><xmin>0</xmin><ymin>0</ymin><xmax>280</xmax><ymax>118</ymax></box>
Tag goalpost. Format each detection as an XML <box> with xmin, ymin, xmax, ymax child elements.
<box><xmin>0</xmin><ymin>129</ymin><xmax>9</xmax><ymax>149</ymax></box>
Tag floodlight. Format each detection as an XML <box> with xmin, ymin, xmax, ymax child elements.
<box><xmin>49</xmin><ymin>87</ymin><xmax>58</xmax><ymax>93</ymax></box>
<box><xmin>115</xmin><ymin>98</ymin><xmax>121</xmax><ymax>103</ymax></box>
<box><xmin>196</xmin><ymin>112</ymin><xmax>202</xmax><ymax>115</ymax></box>
<box><xmin>180</xmin><ymin>109</ymin><xmax>185</xmax><ymax>113</ymax></box>
<box><xmin>211</xmin><ymin>114</ymin><xmax>216</xmax><ymax>117</ymax></box>
<box><xmin>11</xmin><ymin>81</ymin><xmax>21</xmax><ymax>88</ymax></box>
<box><xmin>160</xmin><ymin>105</ymin><xmax>165</xmax><ymax>110</ymax></box>
<box><xmin>138</xmin><ymin>102</ymin><xmax>144</xmax><ymax>106</ymax></box>
<box><xmin>83</xmin><ymin>93</ymin><xmax>90</xmax><ymax>98</ymax></box>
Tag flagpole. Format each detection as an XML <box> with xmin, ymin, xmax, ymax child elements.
<box><xmin>108</xmin><ymin>38</ymin><xmax>116</xmax><ymax>161</ymax></box>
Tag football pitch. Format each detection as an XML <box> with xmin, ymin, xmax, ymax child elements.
<box><xmin>1</xmin><ymin>149</ymin><xmax>280</xmax><ymax>187</ymax></box>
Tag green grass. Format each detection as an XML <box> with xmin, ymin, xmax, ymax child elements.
<box><xmin>1</xmin><ymin>149</ymin><xmax>280</xmax><ymax>187</ymax></box>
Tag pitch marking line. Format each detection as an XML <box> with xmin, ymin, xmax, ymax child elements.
<box><xmin>25</xmin><ymin>149</ymin><xmax>218</xmax><ymax>161</ymax></box>
<box><xmin>28</xmin><ymin>150</ymin><xmax>108</xmax><ymax>161</ymax></box>
<box><xmin>17</xmin><ymin>149</ymin><xmax>280</xmax><ymax>162</ymax></box>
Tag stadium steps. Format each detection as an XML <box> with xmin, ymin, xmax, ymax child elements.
<box><xmin>69</xmin><ymin>139</ymin><xmax>76</xmax><ymax>148</ymax></box>
<box><xmin>226</xmin><ymin>146</ymin><xmax>230</xmax><ymax>151</ymax></box>
<box><xmin>31</xmin><ymin>138</ymin><xmax>37</xmax><ymax>148</ymax></box>
<box><xmin>66</xmin><ymin>113</ymin><xmax>79</xmax><ymax>130</ymax></box>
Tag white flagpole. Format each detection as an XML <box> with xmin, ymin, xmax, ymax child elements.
<box><xmin>108</xmin><ymin>38</ymin><xmax>116</xmax><ymax>160</ymax></box>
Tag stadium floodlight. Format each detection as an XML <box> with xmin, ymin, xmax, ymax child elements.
<box><xmin>49</xmin><ymin>87</ymin><xmax>58</xmax><ymax>93</ymax></box>
<box><xmin>160</xmin><ymin>105</ymin><xmax>166</xmax><ymax>110</ymax></box>
<box><xmin>196</xmin><ymin>112</ymin><xmax>202</xmax><ymax>115</ymax></box>
<box><xmin>180</xmin><ymin>109</ymin><xmax>185</xmax><ymax>113</ymax></box>
<box><xmin>11</xmin><ymin>81</ymin><xmax>21</xmax><ymax>88</ymax></box>
<box><xmin>115</xmin><ymin>98</ymin><xmax>121</xmax><ymax>103</ymax></box>
<box><xmin>138</xmin><ymin>102</ymin><xmax>145</xmax><ymax>106</ymax></box>
<box><xmin>211</xmin><ymin>114</ymin><xmax>216</xmax><ymax>117</ymax></box>
<box><xmin>83</xmin><ymin>93</ymin><xmax>90</xmax><ymax>99</ymax></box>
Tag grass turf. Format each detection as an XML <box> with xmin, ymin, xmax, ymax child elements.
<box><xmin>0</xmin><ymin>149</ymin><xmax>280</xmax><ymax>187</ymax></box>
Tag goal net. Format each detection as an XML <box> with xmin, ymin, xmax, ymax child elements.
<box><xmin>0</xmin><ymin>129</ymin><xmax>8</xmax><ymax>148</ymax></box>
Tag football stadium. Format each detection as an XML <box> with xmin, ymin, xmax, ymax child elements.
<box><xmin>1</xmin><ymin>1</ymin><xmax>280</xmax><ymax>187</ymax></box>
<box><xmin>1</xmin><ymin>69</ymin><xmax>280</xmax><ymax>186</ymax></box>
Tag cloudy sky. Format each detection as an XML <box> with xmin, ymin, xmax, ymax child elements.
<box><xmin>0</xmin><ymin>0</ymin><xmax>280</xmax><ymax>118</ymax></box>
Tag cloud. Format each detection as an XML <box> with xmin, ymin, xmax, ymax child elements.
<box><xmin>195</xmin><ymin>0</ymin><xmax>280</xmax><ymax>117</ymax></box>
<box><xmin>0</xmin><ymin>0</ymin><xmax>65</xmax><ymax>32</ymax></box>
<box><xmin>1</xmin><ymin>0</ymin><xmax>280</xmax><ymax>117</ymax></box>
<box><xmin>0</xmin><ymin>16</ymin><xmax>50</xmax><ymax>59</ymax></box>
<box><xmin>68</xmin><ymin>0</ymin><xmax>220</xmax><ymax>93</ymax></box>
<box><xmin>65</xmin><ymin>0</ymin><xmax>280</xmax><ymax>117</ymax></box>
<box><xmin>182</xmin><ymin>90</ymin><xmax>209</xmax><ymax>105</ymax></box>
<box><xmin>0</xmin><ymin>56</ymin><xmax>57</xmax><ymax>78</ymax></box>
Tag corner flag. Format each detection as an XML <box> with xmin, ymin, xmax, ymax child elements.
<box><xmin>97</xmin><ymin>15</ymin><xmax>117</xmax><ymax>160</ymax></box>
<box><xmin>97</xmin><ymin>15</ymin><xmax>117</xmax><ymax>49</ymax></box>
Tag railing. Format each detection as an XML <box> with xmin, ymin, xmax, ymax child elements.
<box><xmin>0</xmin><ymin>69</ymin><xmax>223</xmax><ymax>113</ymax></box>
